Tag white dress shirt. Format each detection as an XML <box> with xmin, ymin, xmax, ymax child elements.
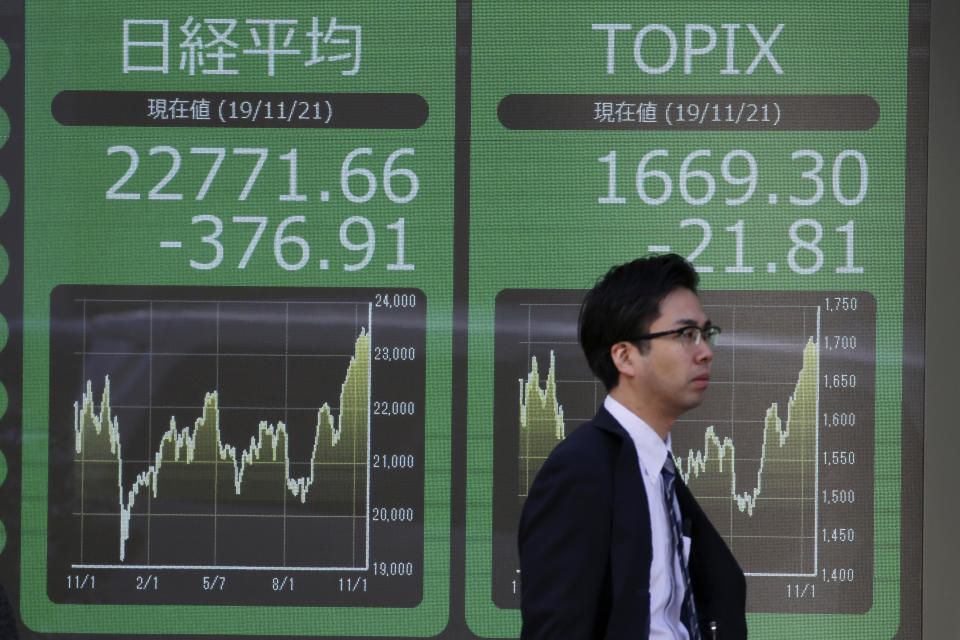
<box><xmin>604</xmin><ymin>395</ymin><xmax>690</xmax><ymax>640</ymax></box>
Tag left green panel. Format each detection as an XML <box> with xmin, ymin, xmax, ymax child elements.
<box><xmin>23</xmin><ymin>2</ymin><xmax>454</xmax><ymax>636</ymax></box>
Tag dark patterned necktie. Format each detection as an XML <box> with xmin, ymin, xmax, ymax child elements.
<box><xmin>661</xmin><ymin>454</ymin><xmax>701</xmax><ymax>640</ymax></box>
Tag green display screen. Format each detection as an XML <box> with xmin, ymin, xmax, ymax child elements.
<box><xmin>0</xmin><ymin>1</ymin><xmax>927</xmax><ymax>638</ymax></box>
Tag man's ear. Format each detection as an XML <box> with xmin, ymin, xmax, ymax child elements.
<box><xmin>609</xmin><ymin>341</ymin><xmax>639</xmax><ymax>378</ymax></box>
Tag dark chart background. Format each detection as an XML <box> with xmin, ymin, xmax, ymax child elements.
<box><xmin>492</xmin><ymin>290</ymin><xmax>875</xmax><ymax>614</ymax></box>
<box><xmin>46</xmin><ymin>285</ymin><xmax>425</xmax><ymax>608</ymax></box>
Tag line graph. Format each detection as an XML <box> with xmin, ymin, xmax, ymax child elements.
<box><xmin>673</xmin><ymin>312</ymin><xmax>819</xmax><ymax>577</ymax></box>
<box><xmin>492</xmin><ymin>289</ymin><xmax>874</xmax><ymax>613</ymax></box>
<box><xmin>74</xmin><ymin>325</ymin><xmax>370</xmax><ymax>568</ymax></box>
<box><xmin>518</xmin><ymin>351</ymin><xmax>566</xmax><ymax>499</ymax></box>
<box><xmin>48</xmin><ymin>285</ymin><xmax>426</xmax><ymax>607</ymax></box>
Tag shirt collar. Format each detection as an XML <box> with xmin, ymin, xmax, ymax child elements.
<box><xmin>603</xmin><ymin>395</ymin><xmax>672</xmax><ymax>478</ymax></box>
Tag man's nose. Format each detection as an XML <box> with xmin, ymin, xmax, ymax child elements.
<box><xmin>694</xmin><ymin>340</ymin><xmax>713</xmax><ymax>363</ymax></box>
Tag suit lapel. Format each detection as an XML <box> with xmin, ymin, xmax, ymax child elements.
<box><xmin>590</xmin><ymin>408</ymin><xmax>653</xmax><ymax>599</ymax></box>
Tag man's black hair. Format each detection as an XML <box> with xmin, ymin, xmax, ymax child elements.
<box><xmin>578</xmin><ymin>253</ymin><xmax>699</xmax><ymax>391</ymax></box>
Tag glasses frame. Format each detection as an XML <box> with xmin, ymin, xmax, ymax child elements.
<box><xmin>630</xmin><ymin>324</ymin><xmax>721</xmax><ymax>348</ymax></box>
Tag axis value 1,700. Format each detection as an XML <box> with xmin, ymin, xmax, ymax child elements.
<box><xmin>163</xmin><ymin>215</ymin><xmax>413</xmax><ymax>272</ymax></box>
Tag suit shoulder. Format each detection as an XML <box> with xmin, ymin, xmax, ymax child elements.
<box><xmin>560</xmin><ymin>415</ymin><xmax>622</xmax><ymax>450</ymax></box>
<box><xmin>538</xmin><ymin>418</ymin><xmax>621</xmax><ymax>477</ymax></box>
<box><xmin>521</xmin><ymin>419</ymin><xmax>620</xmax><ymax>538</ymax></box>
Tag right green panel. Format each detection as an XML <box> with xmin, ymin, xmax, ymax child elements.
<box><xmin>467</xmin><ymin>2</ymin><xmax>913</xmax><ymax>638</ymax></box>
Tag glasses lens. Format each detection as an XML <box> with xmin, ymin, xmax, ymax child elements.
<box><xmin>679</xmin><ymin>327</ymin><xmax>700</xmax><ymax>347</ymax></box>
<box><xmin>704</xmin><ymin>326</ymin><xmax>721</xmax><ymax>345</ymax></box>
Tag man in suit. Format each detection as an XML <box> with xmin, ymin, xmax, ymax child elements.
<box><xmin>519</xmin><ymin>254</ymin><xmax>747</xmax><ymax>639</ymax></box>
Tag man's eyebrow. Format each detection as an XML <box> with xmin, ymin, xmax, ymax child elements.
<box><xmin>673</xmin><ymin>318</ymin><xmax>709</xmax><ymax>327</ymax></box>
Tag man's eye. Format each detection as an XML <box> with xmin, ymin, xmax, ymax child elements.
<box><xmin>681</xmin><ymin>327</ymin><xmax>697</xmax><ymax>339</ymax></box>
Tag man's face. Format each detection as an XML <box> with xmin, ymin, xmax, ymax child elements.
<box><xmin>631</xmin><ymin>287</ymin><xmax>714</xmax><ymax>420</ymax></box>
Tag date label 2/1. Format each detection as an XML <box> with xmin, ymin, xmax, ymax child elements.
<box><xmin>135</xmin><ymin>575</ymin><xmax>158</xmax><ymax>591</ymax></box>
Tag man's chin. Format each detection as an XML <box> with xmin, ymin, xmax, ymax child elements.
<box><xmin>682</xmin><ymin>391</ymin><xmax>707</xmax><ymax>412</ymax></box>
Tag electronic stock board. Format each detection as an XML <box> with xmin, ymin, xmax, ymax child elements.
<box><xmin>0</xmin><ymin>1</ymin><xmax>928</xmax><ymax>638</ymax></box>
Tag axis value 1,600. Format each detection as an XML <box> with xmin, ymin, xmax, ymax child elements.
<box><xmin>165</xmin><ymin>215</ymin><xmax>413</xmax><ymax>272</ymax></box>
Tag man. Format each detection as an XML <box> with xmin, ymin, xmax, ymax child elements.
<box><xmin>518</xmin><ymin>255</ymin><xmax>746</xmax><ymax>639</ymax></box>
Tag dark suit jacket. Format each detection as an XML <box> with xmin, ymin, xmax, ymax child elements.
<box><xmin>519</xmin><ymin>407</ymin><xmax>747</xmax><ymax>639</ymax></box>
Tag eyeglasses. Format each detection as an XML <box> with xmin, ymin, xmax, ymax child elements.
<box><xmin>631</xmin><ymin>325</ymin><xmax>721</xmax><ymax>348</ymax></box>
